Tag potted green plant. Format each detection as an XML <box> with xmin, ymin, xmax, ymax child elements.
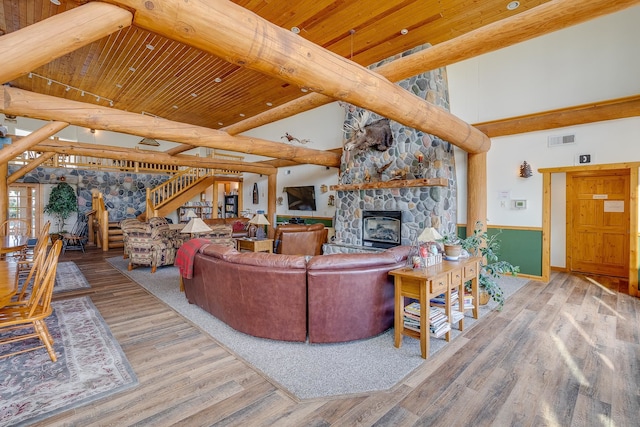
<box><xmin>44</xmin><ymin>182</ymin><xmax>78</xmax><ymax>241</ymax></box>
<box><xmin>438</xmin><ymin>232</ymin><xmax>463</xmax><ymax>260</ymax></box>
<box><xmin>460</xmin><ymin>221</ymin><xmax>519</xmax><ymax>309</ymax></box>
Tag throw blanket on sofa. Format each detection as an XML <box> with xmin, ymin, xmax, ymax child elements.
<box><xmin>175</xmin><ymin>238</ymin><xmax>211</xmax><ymax>279</ymax></box>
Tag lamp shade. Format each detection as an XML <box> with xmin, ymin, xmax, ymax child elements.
<box><xmin>185</xmin><ymin>209</ymin><xmax>198</xmax><ymax>219</ymax></box>
<box><xmin>181</xmin><ymin>217</ymin><xmax>212</xmax><ymax>234</ymax></box>
<box><xmin>248</xmin><ymin>213</ymin><xmax>270</xmax><ymax>226</ymax></box>
<box><xmin>417</xmin><ymin>227</ymin><xmax>442</xmax><ymax>242</ymax></box>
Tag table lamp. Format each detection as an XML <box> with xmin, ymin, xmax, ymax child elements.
<box><xmin>181</xmin><ymin>217</ymin><xmax>212</xmax><ymax>238</ymax></box>
<box><xmin>249</xmin><ymin>213</ymin><xmax>270</xmax><ymax>239</ymax></box>
<box><xmin>184</xmin><ymin>208</ymin><xmax>198</xmax><ymax>222</ymax></box>
<box><xmin>417</xmin><ymin>227</ymin><xmax>442</xmax><ymax>243</ymax></box>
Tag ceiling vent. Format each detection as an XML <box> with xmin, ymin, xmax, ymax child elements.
<box><xmin>548</xmin><ymin>134</ymin><xmax>575</xmax><ymax>147</ymax></box>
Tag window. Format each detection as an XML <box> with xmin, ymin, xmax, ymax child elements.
<box><xmin>8</xmin><ymin>184</ymin><xmax>40</xmax><ymax>235</ymax></box>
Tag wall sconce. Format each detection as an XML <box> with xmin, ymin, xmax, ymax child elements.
<box><xmin>519</xmin><ymin>161</ymin><xmax>532</xmax><ymax>178</ymax></box>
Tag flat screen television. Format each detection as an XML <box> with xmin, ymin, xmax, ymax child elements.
<box><xmin>285</xmin><ymin>185</ymin><xmax>317</xmax><ymax>211</ymax></box>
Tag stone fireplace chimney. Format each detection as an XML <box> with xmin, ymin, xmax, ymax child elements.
<box><xmin>333</xmin><ymin>44</ymin><xmax>458</xmax><ymax>247</ymax></box>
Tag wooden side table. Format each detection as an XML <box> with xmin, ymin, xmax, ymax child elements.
<box><xmin>389</xmin><ymin>257</ymin><xmax>480</xmax><ymax>359</ymax></box>
<box><xmin>236</xmin><ymin>238</ymin><xmax>274</xmax><ymax>253</ymax></box>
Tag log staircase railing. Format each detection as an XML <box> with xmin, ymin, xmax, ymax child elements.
<box><xmin>92</xmin><ymin>192</ymin><xmax>109</xmax><ymax>251</ymax></box>
<box><xmin>145</xmin><ymin>167</ymin><xmax>213</xmax><ymax>218</ymax></box>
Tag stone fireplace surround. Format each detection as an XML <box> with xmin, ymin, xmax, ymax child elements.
<box><xmin>333</xmin><ymin>44</ymin><xmax>458</xmax><ymax>248</ymax></box>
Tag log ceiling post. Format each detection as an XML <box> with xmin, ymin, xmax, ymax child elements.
<box><xmin>0</xmin><ymin>87</ymin><xmax>340</xmax><ymax>168</ymax></box>
<box><xmin>0</xmin><ymin>3</ymin><xmax>132</xmax><ymax>84</ymax></box>
<box><xmin>7</xmin><ymin>152</ymin><xmax>56</xmax><ymax>184</ymax></box>
<box><xmin>0</xmin><ymin>162</ymin><xmax>7</xmax><ymax>227</ymax></box>
<box><xmin>109</xmin><ymin>0</ymin><xmax>490</xmax><ymax>154</ymax></box>
<box><xmin>0</xmin><ymin>121</ymin><xmax>69</xmax><ymax>164</ymax></box>
<box><xmin>466</xmin><ymin>152</ymin><xmax>487</xmax><ymax>236</ymax></box>
<box><xmin>267</xmin><ymin>174</ymin><xmax>277</xmax><ymax>238</ymax></box>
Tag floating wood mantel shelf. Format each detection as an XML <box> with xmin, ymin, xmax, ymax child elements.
<box><xmin>330</xmin><ymin>177</ymin><xmax>448</xmax><ymax>192</ymax></box>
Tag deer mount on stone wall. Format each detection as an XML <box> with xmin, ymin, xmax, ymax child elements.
<box><xmin>343</xmin><ymin>110</ymin><xmax>394</xmax><ymax>153</ymax></box>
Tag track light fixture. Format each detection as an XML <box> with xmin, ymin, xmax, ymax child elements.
<box><xmin>27</xmin><ymin>72</ymin><xmax>114</xmax><ymax>107</ymax></box>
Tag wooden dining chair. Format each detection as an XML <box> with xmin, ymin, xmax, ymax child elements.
<box><xmin>14</xmin><ymin>222</ymin><xmax>51</xmax><ymax>302</ymax></box>
<box><xmin>0</xmin><ymin>219</ymin><xmax>31</xmax><ymax>237</ymax></box>
<box><xmin>0</xmin><ymin>240</ymin><xmax>62</xmax><ymax>362</ymax></box>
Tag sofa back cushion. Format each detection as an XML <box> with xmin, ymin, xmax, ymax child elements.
<box><xmin>189</xmin><ymin>246</ymin><xmax>308</xmax><ymax>341</ymax></box>
<box><xmin>306</xmin><ymin>246</ymin><xmax>410</xmax><ymax>343</ymax></box>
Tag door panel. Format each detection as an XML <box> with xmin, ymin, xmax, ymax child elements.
<box><xmin>568</xmin><ymin>170</ymin><xmax>629</xmax><ymax>278</ymax></box>
<box><xmin>8</xmin><ymin>184</ymin><xmax>40</xmax><ymax>236</ymax></box>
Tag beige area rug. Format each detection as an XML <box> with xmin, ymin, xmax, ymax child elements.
<box><xmin>106</xmin><ymin>256</ymin><xmax>529</xmax><ymax>399</ymax></box>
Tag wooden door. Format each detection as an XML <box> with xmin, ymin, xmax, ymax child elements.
<box><xmin>567</xmin><ymin>170</ymin><xmax>630</xmax><ymax>277</ymax></box>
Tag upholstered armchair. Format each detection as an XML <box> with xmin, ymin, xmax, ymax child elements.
<box><xmin>120</xmin><ymin>217</ymin><xmax>182</xmax><ymax>273</ymax></box>
<box><xmin>196</xmin><ymin>224</ymin><xmax>236</xmax><ymax>248</ymax></box>
<box><xmin>273</xmin><ymin>223</ymin><xmax>327</xmax><ymax>256</ymax></box>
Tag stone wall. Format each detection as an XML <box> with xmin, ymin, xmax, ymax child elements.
<box><xmin>11</xmin><ymin>166</ymin><xmax>170</xmax><ymax>221</ymax></box>
<box><xmin>334</xmin><ymin>44</ymin><xmax>457</xmax><ymax>246</ymax></box>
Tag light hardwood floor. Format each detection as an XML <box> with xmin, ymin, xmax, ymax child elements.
<box><xmin>32</xmin><ymin>246</ymin><xmax>640</xmax><ymax>426</ymax></box>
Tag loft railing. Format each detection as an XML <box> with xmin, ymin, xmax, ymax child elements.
<box><xmin>10</xmin><ymin>148</ymin><xmax>245</xmax><ymax>175</ymax></box>
<box><xmin>10</xmin><ymin>151</ymin><xmax>183</xmax><ymax>174</ymax></box>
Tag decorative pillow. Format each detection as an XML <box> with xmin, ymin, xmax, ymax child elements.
<box><xmin>232</xmin><ymin>220</ymin><xmax>246</xmax><ymax>232</ymax></box>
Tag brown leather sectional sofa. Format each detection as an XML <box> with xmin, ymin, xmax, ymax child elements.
<box><xmin>182</xmin><ymin>244</ymin><xmax>410</xmax><ymax>343</ymax></box>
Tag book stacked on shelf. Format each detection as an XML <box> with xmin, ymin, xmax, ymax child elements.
<box><xmin>402</xmin><ymin>302</ymin><xmax>451</xmax><ymax>338</ymax></box>
<box><xmin>430</xmin><ymin>290</ymin><xmax>474</xmax><ymax>313</ymax></box>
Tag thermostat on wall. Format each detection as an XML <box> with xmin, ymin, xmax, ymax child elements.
<box><xmin>512</xmin><ymin>200</ymin><xmax>527</xmax><ymax>209</ymax></box>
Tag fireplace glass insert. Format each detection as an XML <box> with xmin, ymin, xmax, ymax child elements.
<box><xmin>362</xmin><ymin>210</ymin><xmax>402</xmax><ymax>249</ymax></box>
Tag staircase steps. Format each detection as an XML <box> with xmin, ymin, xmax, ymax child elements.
<box><xmin>106</xmin><ymin>221</ymin><xmax>124</xmax><ymax>249</ymax></box>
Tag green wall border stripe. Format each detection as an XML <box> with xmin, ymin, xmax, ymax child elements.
<box><xmin>456</xmin><ymin>224</ymin><xmax>542</xmax><ymax>277</ymax></box>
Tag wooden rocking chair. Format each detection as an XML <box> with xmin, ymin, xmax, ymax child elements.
<box><xmin>0</xmin><ymin>240</ymin><xmax>62</xmax><ymax>362</ymax></box>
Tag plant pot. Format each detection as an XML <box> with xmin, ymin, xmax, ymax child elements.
<box><xmin>443</xmin><ymin>244</ymin><xmax>462</xmax><ymax>260</ymax></box>
<box><xmin>49</xmin><ymin>233</ymin><xmax>63</xmax><ymax>244</ymax></box>
<box><xmin>479</xmin><ymin>289</ymin><xmax>490</xmax><ymax>305</ymax></box>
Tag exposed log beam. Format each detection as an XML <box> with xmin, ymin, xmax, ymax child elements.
<box><xmin>108</xmin><ymin>0</ymin><xmax>490</xmax><ymax>154</ymax></box>
<box><xmin>221</xmin><ymin>0</ymin><xmax>640</xmax><ymax>137</ymax></box>
<box><xmin>7</xmin><ymin>152</ymin><xmax>56</xmax><ymax>184</ymax></box>
<box><xmin>473</xmin><ymin>95</ymin><xmax>640</xmax><ymax>138</ymax></box>
<box><xmin>0</xmin><ymin>87</ymin><xmax>340</xmax><ymax>167</ymax></box>
<box><xmin>0</xmin><ymin>121</ymin><xmax>68</xmax><ymax>164</ymax></box>
<box><xmin>32</xmin><ymin>140</ymin><xmax>277</xmax><ymax>175</ymax></box>
<box><xmin>0</xmin><ymin>2</ymin><xmax>132</xmax><ymax>84</ymax></box>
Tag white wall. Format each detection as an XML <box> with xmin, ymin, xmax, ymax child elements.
<box><xmin>240</xmin><ymin>102</ymin><xmax>345</xmax><ymax>221</ymax></box>
<box><xmin>447</xmin><ymin>6</ymin><xmax>640</xmax><ymax>267</ymax></box>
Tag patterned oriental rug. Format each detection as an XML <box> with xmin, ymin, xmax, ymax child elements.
<box><xmin>54</xmin><ymin>261</ymin><xmax>91</xmax><ymax>293</ymax></box>
<box><xmin>0</xmin><ymin>297</ymin><xmax>138</xmax><ymax>426</ymax></box>
<box><xmin>17</xmin><ymin>261</ymin><xmax>91</xmax><ymax>295</ymax></box>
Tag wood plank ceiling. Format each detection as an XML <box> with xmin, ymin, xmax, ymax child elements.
<box><xmin>0</xmin><ymin>0</ymin><xmax>550</xmax><ymax>150</ymax></box>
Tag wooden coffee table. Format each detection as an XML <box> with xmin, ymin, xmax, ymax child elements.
<box><xmin>236</xmin><ymin>238</ymin><xmax>274</xmax><ymax>253</ymax></box>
